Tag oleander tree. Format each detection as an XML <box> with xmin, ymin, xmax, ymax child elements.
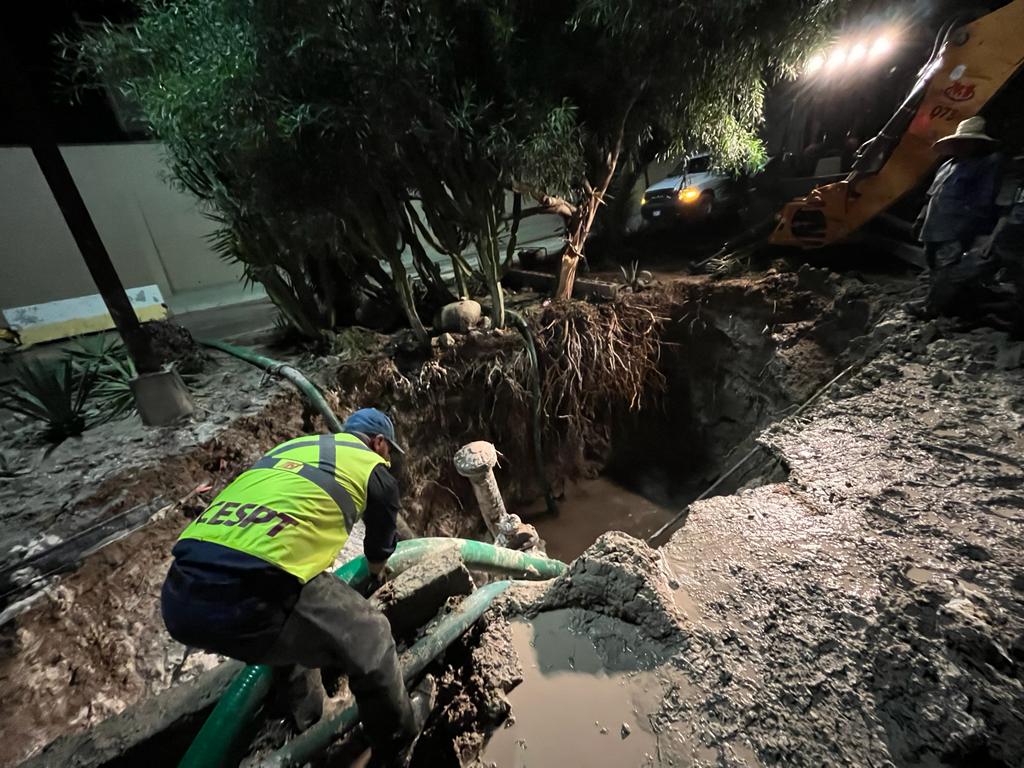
<box><xmin>67</xmin><ymin>0</ymin><xmax>836</xmax><ymax>338</ymax></box>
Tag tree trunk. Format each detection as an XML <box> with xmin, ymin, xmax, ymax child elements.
<box><xmin>451</xmin><ymin>255</ymin><xmax>471</xmax><ymax>300</ymax></box>
<box><xmin>554</xmin><ymin>200</ymin><xmax>597</xmax><ymax>300</ymax></box>
<box><xmin>504</xmin><ymin>191</ymin><xmax>522</xmax><ymax>270</ymax></box>
<box><xmin>554</xmin><ymin>106</ymin><xmax>632</xmax><ymax>300</ymax></box>
<box><xmin>554</xmin><ymin>246</ymin><xmax>579</xmax><ymax>300</ymax></box>
<box><xmin>387</xmin><ymin>254</ymin><xmax>429</xmax><ymax>346</ymax></box>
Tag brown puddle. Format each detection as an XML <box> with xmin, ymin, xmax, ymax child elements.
<box><xmin>522</xmin><ymin>477</ymin><xmax>677</xmax><ymax>562</ymax></box>
<box><xmin>482</xmin><ymin>610</ymin><xmax>659</xmax><ymax>768</ymax></box>
<box><xmin>906</xmin><ymin>567</ymin><xmax>934</xmax><ymax>584</ymax></box>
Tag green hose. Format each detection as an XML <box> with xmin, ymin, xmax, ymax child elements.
<box><xmin>179</xmin><ymin>539</ymin><xmax>565</xmax><ymax>767</ymax></box>
<box><xmin>198</xmin><ymin>338</ymin><xmax>344</xmax><ymax>432</ymax></box>
<box><xmin>262</xmin><ymin>580</ymin><xmax>513</xmax><ymax>768</ymax></box>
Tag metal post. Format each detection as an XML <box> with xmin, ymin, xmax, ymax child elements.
<box><xmin>0</xmin><ymin>36</ymin><xmax>160</xmax><ymax>374</ymax></box>
<box><xmin>1</xmin><ymin>37</ymin><xmax>195</xmax><ymax>425</ymax></box>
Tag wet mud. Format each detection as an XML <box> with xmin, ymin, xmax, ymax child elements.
<box><xmin>414</xmin><ymin>533</ymin><xmax>685</xmax><ymax>767</ymax></box>
<box><xmin>481</xmin><ymin>609</ymin><xmax>660</xmax><ymax>768</ymax></box>
<box><xmin>409</xmin><ymin>309</ymin><xmax>1024</xmax><ymax>768</ymax></box>
<box><xmin>519</xmin><ymin>478</ymin><xmax>676</xmax><ymax>562</ymax></box>
<box><xmin>653</xmin><ymin>313</ymin><xmax>1024</xmax><ymax>767</ymax></box>
<box><xmin>0</xmin><ymin>270</ymin><xmax>884</xmax><ymax>765</ymax></box>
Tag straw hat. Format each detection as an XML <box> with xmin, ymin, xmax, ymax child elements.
<box><xmin>933</xmin><ymin>116</ymin><xmax>997</xmax><ymax>147</ymax></box>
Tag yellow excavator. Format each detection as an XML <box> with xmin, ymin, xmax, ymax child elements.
<box><xmin>770</xmin><ymin>0</ymin><xmax>1024</xmax><ymax>249</ymax></box>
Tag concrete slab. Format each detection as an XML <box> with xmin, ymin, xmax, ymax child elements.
<box><xmin>372</xmin><ymin>549</ymin><xmax>475</xmax><ymax>639</ymax></box>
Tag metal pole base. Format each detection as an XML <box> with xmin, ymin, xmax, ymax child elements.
<box><xmin>129</xmin><ymin>369</ymin><xmax>195</xmax><ymax>426</ymax></box>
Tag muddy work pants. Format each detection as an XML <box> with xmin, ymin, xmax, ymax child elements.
<box><xmin>925</xmin><ymin>240</ymin><xmax>999</xmax><ymax>316</ymax></box>
<box><xmin>165</xmin><ymin>570</ymin><xmax>416</xmax><ymax>761</ymax></box>
<box><xmin>991</xmin><ymin>203</ymin><xmax>1024</xmax><ymax>334</ymax></box>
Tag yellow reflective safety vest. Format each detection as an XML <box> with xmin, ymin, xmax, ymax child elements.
<box><xmin>178</xmin><ymin>433</ymin><xmax>386</xmax><ymax>582</ymax></box>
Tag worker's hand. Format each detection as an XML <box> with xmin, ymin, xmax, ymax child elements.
<box><xmin>361</xmin><ymin>561</ymin><xmax>387</xmax><ymax>597</ymax></box>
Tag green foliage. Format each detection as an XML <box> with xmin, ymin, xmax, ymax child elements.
<box><xmin>437</xmin><ymin>0</ymin><xmax>840</xmax><ymax>294</ymax></box>
<box><xmin>66</xmin><ymin>0</ymin><xmax>838</xmax><ymax>326</ymax></box>
<box><xmin>618</xmin><ymin>261</ymin><xmax>653</xmax><ymax>292</ymax></box>
<box><xmin>66</xmin><ymin>335</ymin><xmax>138</xmax><ymax>421</ymax></box>
<box><xmin>0</xmin><ymin>358</ymin><xmax>100</xmax><ymax>442</ymax></box>
<box><xmin>65</xmin><ymin>333</ymin><xmax>127</xmax><ymax>369</ymax></box>
<box><xmin>68</xmin><ymin>336</ymin><xmax>139</xmax><ymax>422</ymax></box>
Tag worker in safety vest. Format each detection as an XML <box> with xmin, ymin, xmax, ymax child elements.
<box><xmin>161</xmin><ymin>408</ymin><xmax>431</xmax><ymax>766</ymax></box>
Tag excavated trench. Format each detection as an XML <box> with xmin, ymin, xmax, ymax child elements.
<box><xmin>3</xmin><ymin>270</ymin><xmax>884</xmax><ymax>768</ymax></box>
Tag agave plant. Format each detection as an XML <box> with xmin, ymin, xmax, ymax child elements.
<box><xmin>65</xmin><ymin>333</ymin><xmax>127</xmax><ymax>367</ymax></box>
<box><xmin>0</xmin><ymin>358</ymin><xmax>100</xmax><ymax>442</ymax></box>
<box><xmin>67</xmin><ymin>335</ymin><xmax>138</xmax><ymax>421</ymax></box>
<box><xmin>619</xmin><ymin>261</ymin><xmax>654</xmax><ymax>292</ymax></box>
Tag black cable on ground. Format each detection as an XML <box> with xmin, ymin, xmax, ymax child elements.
<box><xmin>647</xmin><ymin>361</ymin><xmax>858</xmax><ymax>544</ymax></box>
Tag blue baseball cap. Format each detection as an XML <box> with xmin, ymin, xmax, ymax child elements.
<box><xmin>341</xmin><ymin>408</ymin><xmax>405</xmax><ymax>454</ymax></box>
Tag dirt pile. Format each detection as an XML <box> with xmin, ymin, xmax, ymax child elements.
<box><xmin>511</xmin><ymin>532</ymin><xmax>685</xmax><ymax>645</ymax></box>
<box><xmin>421</xmin><ymin>308</ymin><xmax>1024</xmax><ymax>768</ymax></box>
<box><xmin>415</xmin><ymin>532</ymin><xmax>685</xmax><ymax>767</ymax></box>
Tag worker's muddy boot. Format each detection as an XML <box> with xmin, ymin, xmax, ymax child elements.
<box><xmin>904</xmin><ymin>299</ymin><xmax>936</xmax><ymax>320</ymax></box>
<box><xmin>271</xmin><ymin>666</ymin><xmax>325</xmax><ymax>731</ymax></box>
<box><xmin>367</xmin><ymin>675</ymin><xmax>436</xmax><ymax>768</ymax></box>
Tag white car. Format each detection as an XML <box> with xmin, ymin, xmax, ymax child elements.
<box><xmin>640</xmin><ymin>154</ymin><xmax>737</xmax><ymax>223</ymax></box>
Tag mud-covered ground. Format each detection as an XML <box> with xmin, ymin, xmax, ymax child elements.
<box><xmin>424</xmin><ymin>311</ymin><xmax>1024</xmax><ymax>768</ymax></box>
<box><xmin>652</xmin><ymin>312</ymin><xmax>1024</xmax><ymax>767</ymax></box>
<box><xmin>0</xmin><ymin>270</ymin><xmax>888</xmax><ymax>766</ymax></box>
<box><xmin>0</xmin><ymin>353</ymin><xmax>308</xmax><ymax>578</ymax></box>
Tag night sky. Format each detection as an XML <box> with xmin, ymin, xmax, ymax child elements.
<box><xmin>1</xmin><ymin>1</ymin><xmax>141</xmax><ymax>144</ymax></box>
<box><xmin>2</xmin><ymin>1</ymin><xmax>1016</xmax><ymax>148</ymax></box>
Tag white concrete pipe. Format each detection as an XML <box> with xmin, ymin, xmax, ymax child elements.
<box><xmin>453</xmin><ymin>441</ymin><xmax>539</xmax><ymax>551</ymax></box>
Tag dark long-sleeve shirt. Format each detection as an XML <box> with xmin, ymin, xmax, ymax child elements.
<box><xmin>921</xmin><ymin>153</ymin><xmax>1003</xmax><ymax>244</ymax></box>
<box><xmin>361</xmin><ymin>464</ymin><xmax>401</xmax><ymax>563</ymax></box>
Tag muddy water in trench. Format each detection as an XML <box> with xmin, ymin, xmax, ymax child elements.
<box><xmin>481</xmin><ymin>610</ymin><xmax>660</xmax><ymax>768</ymax></box>
<box><xmin>520</xmin><ymin>477</ymin><xmax>677</xmax><ymax>562</ymax></box>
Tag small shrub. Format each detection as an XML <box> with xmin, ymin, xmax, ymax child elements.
<box><xmin>0</xmin><ymin>358</ymin><xmax>100</xmax><ymax>442</ymax></box>
<box><xmin>67</xmin><ymin>335</ymin><xmax>138</xmax><ymax>422</ymax></box>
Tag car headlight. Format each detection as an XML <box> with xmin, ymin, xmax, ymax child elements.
<box><xmin>678</xmin><ymin>187</ymin><xmax>701</xmax><ymax>203</ymax></box>
<box><xmin>641</xmin><ymin>196</ymin><xmax>647</xmax><ymax>206</ymax></box>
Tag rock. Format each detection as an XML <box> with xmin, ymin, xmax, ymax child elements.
<box><xmin>995</xmin><ymin>343</ymin><xmax>1024</xmax><ymax>370</ymax></box>
<box><xmin>952</xmin><ymin>543</ymin><xmax>992</xmax><ymax>562</ymax></box>
<box><xmin>621</xmin><ymin>722</ymin><xmax>631</xmax><ymax>738</ymax></box>
<box><xmin>432</xmin><ymin>332</ymin><xmax>457</xmax><ymax>350</ymax></box>
<box><xmin>871</xmin><ymin>319</ymin><xmax>905</xmax><ymax>339</ymax></box>
<box><xmin>930</xmin><ymin>370</ymin><xmax>952</xmax><ymax>387</ymax></box>
<box><xmin>371</xmin><ymin>547</ymin><xmax>474</xmax><ymax>638</ymax></box>
<box><xmin>927</xmin><ymin>338</ymin><xmax>957</xmax><ymax>360</ymax></box>
<box><xmin>439</xmin><ymin>300</ymin><xmax>482</xmax><ymax>333</ymax></box>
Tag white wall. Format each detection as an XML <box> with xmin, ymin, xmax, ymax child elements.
<box><xmin>0</xmin><ymin>143</ymin><xmax>260</xmax><ymax>316</ymax></box>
